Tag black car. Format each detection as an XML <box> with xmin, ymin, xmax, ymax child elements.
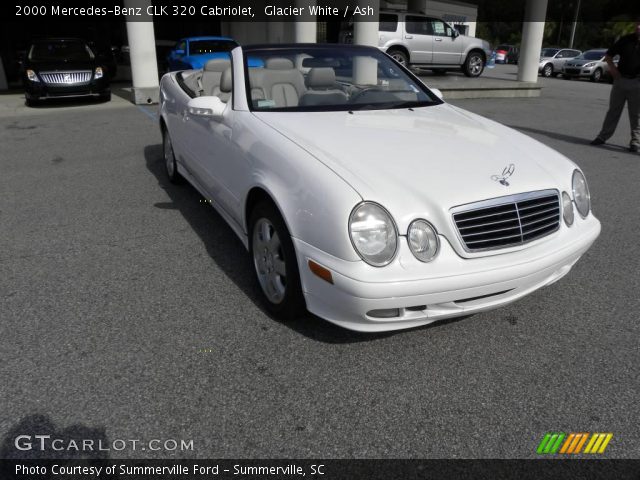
<box><xmin>23</xmin><ymin>38</ymin><xmax>110</xmax><ymax>106</ymax></box>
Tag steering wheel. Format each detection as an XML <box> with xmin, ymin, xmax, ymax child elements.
<box><xmin>349</xmin><ymin>87</ymin><xmax>382</xmax><ymax>103</ymax></box>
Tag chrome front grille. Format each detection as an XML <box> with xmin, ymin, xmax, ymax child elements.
<box><xmin>40</xmin><ymin>71</ymin><xmax>92</xmax><ymax>85</ymax></box>
<box><xmin>452</xmin><ymin>190</ymin><xmax>560</xmax><ymax>252</ymax></box>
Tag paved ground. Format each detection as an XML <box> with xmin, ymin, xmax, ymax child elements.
<box><xmin>1</xmin><ymin>67</ymin><xmax>639</xmax><ymax>460</ymax></box>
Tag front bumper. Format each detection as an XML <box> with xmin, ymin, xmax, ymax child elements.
<box><xmin>562</xmin><ymin>66</ymin><xmax>595</xmax><ymax>77</ymax></box>
<box><xmin>24</xmin><ymin>78</ymin><xmax>109</xmax><ymax>100</ymax></box>
<box><xmin>295</xmin><ymin>215</ymin><xmax>601</xmax><ymax>332</ymax></box>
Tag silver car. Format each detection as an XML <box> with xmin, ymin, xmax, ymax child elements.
<box><xmin>562</xmin><ymin>49</ymin><xmax>610</xmax><ymax>82</ymax></box>
<box><xmin>538</xmin><ymin>47</ymin><xmax>581</xmax><ymax>77</ymax></box>
<box><xmin>341</xmin><ymin>11</ymin><xmax>492</xmax><ymax>77</ymax></box>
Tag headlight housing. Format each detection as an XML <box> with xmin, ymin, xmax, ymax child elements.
<box><xmin>583</xmin><ymin>62</ymin><xmax>595</xmax><ymax>67</ymax></box>
<box><xmin>562</xmin><ymin>191</ymin><xmax>574</xmax><ymax>226</ymax></box>
<box><xmin>408</xmin><ymin>220</ymin><xmax>439</xmax><ymax>262</ymax></box>
<box><xmin>26</xmin><ymin>69</ymin><xmax>39</xmax><ymax>82</ymax></box>
<box><xmin>94</xmin><ymin>67</ymin><xmax>104</xmax><ymax>79</ymax></box>
<box><xmin>572</xmin><ymin>169</ymin><xmax>590</xmax><ymax>217</ymax></box>
<box><xmin>349</xmin><ymin>202</ymin><xmax>398</xmax><ymax>267</ymax></box>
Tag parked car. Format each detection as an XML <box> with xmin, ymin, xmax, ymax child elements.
<box><xmin>340</xmin><ymin>11</ymin><xmax>492</xmax><ymax>77</ymax></box>
<box><xmin>495</xmin><ymin>45</ymin><xmax>519</xmax><ymax>64</ymax></box>
<box><xmin>167</xmin><ymin>36</ymin><xmax>238</xmax><ymax>71</ymax></box>
<box><xmin>562</xmin><ymin>49</ymin><xmax>610</xmax><ymax>82</ymax></box>
<box><xmin>538</xmin><ymin>47</ymin><xmax>581</xmax><ymax>77</ymax></box>
<box><xmin>159</xmin><ymin>44</ymin><xmax>600</xmax><ymax>332</ymax></box>
<box><xmin>22</xmin><ymin>38</ymin><xmax>110</xmax><ymax>106</ymax></box>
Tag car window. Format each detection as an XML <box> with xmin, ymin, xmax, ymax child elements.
<box><xmin>379</xmin><ymin>14</ymin><xmax>398</xmax><ymax>32</ymax></box>
<box><xmin>189</xmin><ymin>39</ymin><xmax>237</xmax><ymax>55</ymax></box>
<box><xmin>176</xmin><ymin>41</ymin><xmax>186</xmax><ymax>53</ymax></box>
<box><xmin>570</xmin><ymin>50</ymin><xmax>581</xmax><ymax>57</ymax></box>
<box><xmin>428</xmin><ymin>19</ymin><xmax>453</xmax><ymax>37</ymax></box>
<box><xmin>244</xmin><ymin>46</ymin><xmax>441</xmax><ymax>112</ymax></box>
<box><xmin>29</xmin><ymin>41</ymin><xmax>94</xmax><ymax>61</ymax></box>
<box><xmin>580</xmin><ymin>51</ymin><xmax>606</xmax><ymax>60</ymax></box>
<box><xmin>541</xmin><ymin>48</ymin><xmax>560</xmax><ymax>57</ymax></box>
<box><xmin>405</xmin><ymin>16</ymin><xmax>429</xmax><ymax>35</ymax></box>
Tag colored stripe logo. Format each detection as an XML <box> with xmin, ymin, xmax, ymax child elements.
<box><xmin>537</xmin><ymin>433</ymin><xmax>613</xmax><ymax>454</ymax></box>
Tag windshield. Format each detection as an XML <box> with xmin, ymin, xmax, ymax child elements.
<box><xmin>540</xmin><ymin>48</ymin><xmax>560</xmax><ymax>57</ymax></box>
<box><xmin>29</xmin><ymin>41</ymin><xmax>93</xmax><ymax>62</ymax></box>
<box><xmin>579</xmin><ymin>50</ymin><xmax>605</xmax><ymax>60</ymax></box>
<box><xmin>189</xmin><ymin>40</ymin><xmax>237</xmax><ymax>55</ymax></box>
<box><xmin>244</xmin><ymin>46</ymin><xmax>441</xmax><ymax>112</ymax></box>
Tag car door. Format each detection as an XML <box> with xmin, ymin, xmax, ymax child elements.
<box><xmin>403</xmin><ymin>15</ymin><xmax>433</xmax><ymax>64</ymax></box>
<box><xmin>429</xmin><ymin>18</ymin><xmax>462</xmax><ymax>65</ymax></box>
<box><xmin>183</xmin><ymin>80</ymin><xmax>244</xmax><ymax>222</ymax></box>
<box><xmin>553</xmin><ymin>50</ymin><xmax>570</xmax><ymax>70</ymax></box>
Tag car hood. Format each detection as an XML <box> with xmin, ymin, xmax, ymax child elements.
<box><xmin>253</xmin><ymin>104</ymin><xmax>575</xmax><ymax>235</ymax></box>
<box><xmin>27</xmin><ymin>59</ymin><xmax>95</xmax><ymax>71</ymax></box>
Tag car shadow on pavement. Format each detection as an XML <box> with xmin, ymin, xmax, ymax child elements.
<box><xmin>144</xmin><ymin>144</ymin><xmax>472</xmax><ymax>343</ymax></box>
<box><xmin>510</xmin><ymin>124</ymin><xmax>636</xmax><ymax>154</ymax></box>
<box><xmin>0</xmin><ymin>414</ymin><xmax>111</xmax><ymax>479</ymax></box>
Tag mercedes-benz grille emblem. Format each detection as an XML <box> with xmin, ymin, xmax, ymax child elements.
<box><xmin>491</xmin><ymin>164</ymin><xmax>515</xmax><ymax>186</ymax></box>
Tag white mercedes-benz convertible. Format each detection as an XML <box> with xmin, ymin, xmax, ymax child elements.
<box><xmin>159</xmin><ymin>44</ymin><xmax>601</xmax><ymax>332</ymax></box>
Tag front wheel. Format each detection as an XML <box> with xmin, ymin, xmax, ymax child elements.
<box><xmin>249</xmin><ymin>202</ymin><xmax>305</xmax><ymax>321</ymax></box>
<box><xmin>542</xmin><ymin>63</ymin><xmax>553</xmax><ymax>77</ymax></box>
<box><xmin>591</xmin><ymin>68</ymin><xmax>602</xmax><ymax>82</ymax></box>
<box><xmin>162</xmin><ymin>129</ymin><xmax>182</xmax><ymax>184</ymax></box>
<box><xmin>463</xmin><ymin>52</ymin><xmax>485</xmax><ymax>77</ymax></box>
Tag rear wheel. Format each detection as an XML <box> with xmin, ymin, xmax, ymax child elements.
<box><xmin>249</xmin><ymin>202</ymin><xmax>305</xmax><ymax>321</ymax></box>
<box><xmin>463</xmin><ymin>51</ymin><xmax>485</xmax><ymax>77</ymax></box>
<box><xmin>591</xmin><ymin>68</ymin><xmax>602</xmax><ymax>82</ymax></box>
<box><xmin>387</xmin><ymin>48</ymin><xmax>408</xmax><ymax>67</ymax></box>
<box><xmin>542</xmin><ymin>63</ymin><xmax>553</xmax><ymax>77</ymax></box>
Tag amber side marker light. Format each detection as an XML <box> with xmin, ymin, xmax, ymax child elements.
<box><xmin>308</xmin><ymin>260</ymin><xmax>333</xmax><ymax>284</ymax></box>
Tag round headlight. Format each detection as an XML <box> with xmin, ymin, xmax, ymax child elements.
<box><xmin>562</xmin><ymin>191</ymin><xmax>574</xmax><ymax>226</ymax></box>
<box><xmin>408</xmin><ymin>220</ymin><xmax>439</xmax><ymax>262</ymax></box>
<box><xmin>572</xmin><ymin>169</ymin><xmax>591</xmax><ymax>217</ymax></box>
<box><xmin>349</xmin><ymin>202</ymin><xmax>398</xmax><ymax>267</ymax></box>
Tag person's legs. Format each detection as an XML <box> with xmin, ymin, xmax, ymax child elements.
<box><xmin>595</xmin><ymin>79</ymin><xmax>629</xmax><ymax>142</ymax></box>
<box><xmin>627</xmin><ymin>79</ymin><xmax>640</xmax><ymax>148</ymax></box>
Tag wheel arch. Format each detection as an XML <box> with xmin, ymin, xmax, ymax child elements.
<box><xmin>386</xmin><ymin>44</ymin><xmax>410</xmax><ymax>62</ymax></box>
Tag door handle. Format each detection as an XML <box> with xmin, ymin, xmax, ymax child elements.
<box><xmin>404</xmin><ymin>35</ymin><xmax>413</xmax><ymax>39</ymax></box>
<box><xmin>435</xmin><ymin>38</ymin><xmax>443</xmax><ymax>42</ymax></box>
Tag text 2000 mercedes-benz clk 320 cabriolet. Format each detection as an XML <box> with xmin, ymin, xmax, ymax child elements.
<box><xmin>159</xmin><ymin>44</ymin><xmax>600</xmax><ymax>332</ymax></box>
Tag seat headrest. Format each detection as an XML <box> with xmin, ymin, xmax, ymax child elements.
<box><xmin>265</xmin><ymin>58</ymin><xmax>295</xmax><ymax>70</ymax></box>
<box><xmin>306</xmin><ymin>67</ymin><xmax>336</xmax><ymax>88</ymax></box>
<box><xmin>204</xmin><ymin>58</ymin><xmax>231</xmax><ymax>72</ymax></box>
<box><xmin>220</xmin><ymin>68</ymin><xmax>232</xmax><ymax>93</ymax></box>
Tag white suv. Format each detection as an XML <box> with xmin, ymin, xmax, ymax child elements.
<box><xmin>341</xmin><ymin>11</ymin><xmax>492</xmax><ymax>77</ymax></box>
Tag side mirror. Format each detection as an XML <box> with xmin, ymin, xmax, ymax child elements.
<box><xmin>187</xmin><ymin>96</ymin><xmax>226</xmax><ymax>120</ymax></box>
<box><xmin>452</xmin><ymin>30</ymin><xmax>460</xmax><ymax>38</ymax></box>
<box><xmin>431</xmin><ymin>88</ymin><xmax>444</xmax><ymax>100</ymax></box>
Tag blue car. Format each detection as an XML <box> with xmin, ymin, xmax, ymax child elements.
<box><xmin>167</xmin><ymin>36</ymin><xmax>238</xmax><ymax>71</ymax></box>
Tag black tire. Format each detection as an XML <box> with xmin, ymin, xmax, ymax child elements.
<box><xmin>162</xmin><ymin>128</ymin><xmax>182</xmax><ymax>184</ymax></box>
<box><xmin>542</xmin><ymin>63</ymin><xmax>553</xmax><ymax>77</ymax></box>
<box><xmin>249</xmin><ymin>202</ymin><xmax>306</xmax><ymax>321</ymax></box>
<box><xmin>591</xmin><ymin>68</ymin><xmax>602</xmax><ymax>83</ymax></box>
<box><xmin>99</xmin><ymin>92</ymin><xmax>111</xmax><ymax>102</ymax></box>
<box><xmin>387</xmin><ymin>48</ymin><xmax>408</xmax><ymax>67</ymax></box>
<box><xmin>462</xmin><ymin>51</ymin><xmax>485</xmax><ymax>77</ymax></box>
<box><xmin>25</xmin><ymin>97</ymin><xmax>39</xmax><ymax>107</ymax></box>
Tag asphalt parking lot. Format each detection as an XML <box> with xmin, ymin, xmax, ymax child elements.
<box><xmin>1</xmin><ymin>65</ymin><xmax>639</xmax><ymax>459</ymax></box>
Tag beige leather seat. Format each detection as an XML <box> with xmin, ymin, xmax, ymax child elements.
<box><xmin>255</xmin><ymin>58</ymin><xmax>306</xmax><ymax>108</ymax></box>
<box><xmin>218</xmin><ymin>68</ymin><xmax>232</xmax><ymax>103</ymax></box>
<box><xmin>299</xmin><ymin>67</ymin><xmax>348</xmax><ymax>107</ymax></box>
<box><xmin>200</xmin><ymin>58</ymin><xmax>231</xmax><ymax>97</ymax></box>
